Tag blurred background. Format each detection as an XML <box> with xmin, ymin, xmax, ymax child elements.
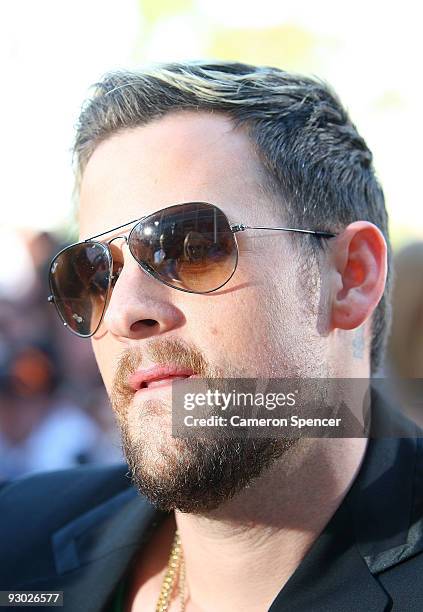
<box><xmin>1</xmin><ymin>0</ymin><xmax>422</xmax><ymax>480</ymax></box>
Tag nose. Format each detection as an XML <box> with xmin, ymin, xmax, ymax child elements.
<box><xmin>102</xmin><ymin>246</ymin><xmax>185</xmax><ymax>342</ymax></box>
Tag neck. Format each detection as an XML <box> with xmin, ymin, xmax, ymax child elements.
<box><xmin>175</xmin><ymin>437</ymin><xmax>367</xmax><ymax>611</ymax></box>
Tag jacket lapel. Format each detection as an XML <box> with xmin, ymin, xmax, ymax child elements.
<box><xmin>268</xmin><ymin>501</ymin><xmax>390</xmax><ymax>611</ymax></box>
<box><xmin>270</xmin><ymin>385</ymin><xmax>422</xmax><ymax>612</ymax></box>
<box><xmin>25</xmin><ymin>486</ymin><xmax>164</xmax><ymax>612</ymax></box>
<box><xmin>347</xmin><ymin>386</ymin><xmax>423</xmax><ymax>574</ymax></box>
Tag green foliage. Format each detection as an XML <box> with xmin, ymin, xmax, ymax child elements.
<box><xmin>208</xmin><ymin>24</ymin><xmax>318</xmax><ymax>72</ymax></box>
<box><xmin>139</xmin><ymin>0</ymin><xmax>194</xmax><ymax>26</ymax></box>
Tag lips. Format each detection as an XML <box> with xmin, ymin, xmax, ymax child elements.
<box><xmin>128</xmin><ymin>364</ymin><xmax>195</xmax><ymax>392</ymax></box>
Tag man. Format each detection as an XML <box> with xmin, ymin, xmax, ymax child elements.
<box><xmin>1</xmin><ymin>61</ymin><xmax>422</xmax><ymax>611</ymax></box>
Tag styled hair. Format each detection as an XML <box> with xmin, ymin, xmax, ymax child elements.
<box><xmin>73</xmin><ymin>61</ymin><xmax>392</xmax><ymax>374</ymax></box>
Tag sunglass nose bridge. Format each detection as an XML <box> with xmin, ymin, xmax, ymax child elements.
<box><xmin>108</xmin><ymin>235</ymin><xmax>129</xmax><ymax>246</ymax></box>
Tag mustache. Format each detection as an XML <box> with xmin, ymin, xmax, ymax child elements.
<box><xmin>110</xmin><ymin>337</ymin><xmax>215</xmax><ymax>410</ymax></box>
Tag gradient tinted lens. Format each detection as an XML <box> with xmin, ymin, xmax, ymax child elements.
<box><xmin>49</xmin><ymin>242</ymin><xmax>111</xmax><ymax>336</ymax></box>
<box><xmin>128</xmin><ymin>202</ymin><xmax>238</xmax><ymax>292</ymax></box>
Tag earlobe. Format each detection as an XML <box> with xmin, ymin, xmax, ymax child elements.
<box><xmin>330</xmin><ymin>221</ymin><xmax>387</xmax><ymax>331</ymax></box>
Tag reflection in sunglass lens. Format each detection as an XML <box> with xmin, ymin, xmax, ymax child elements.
<box><xmin>128</xmin><ymin>202</ymin><xmax>238</xmax><ymax>292</ymax></box>
<box><xmin>49</xmin><ymin>242</ymin><xmax>111</xmax><ymax>336</ymax></box>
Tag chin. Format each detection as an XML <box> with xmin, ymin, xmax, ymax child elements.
<box><xmin>119</xmin><ymin>411</ymin><xmax>297</xmax><ymax>513</ymax></box>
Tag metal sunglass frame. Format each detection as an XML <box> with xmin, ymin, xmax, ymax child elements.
<box><xmin>48</xmin><ymin>202</ymin><xmax>337</xmax><ymax>337</ymax></box>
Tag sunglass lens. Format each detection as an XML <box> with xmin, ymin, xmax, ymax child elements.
<box><xmin>129</xmin><ymin>202</ymin><xmax>238</xmax><ymax>292</ymax></box>
<box><xmin>49</xmin><ymin>242</ymin><xmax>111</xmax><ymax>336</ymax></box>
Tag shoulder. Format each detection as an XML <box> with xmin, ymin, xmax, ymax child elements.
<box><xmin>0</xmin><ymin>464</ymin><xmax>161</xmax><ymax>595</ymax></box>
<box><xmin>0</xmin><ymin>462</ymin><xmax>130</xmax><ymax>499</ymax></box>
<box><xmin>346</xmin><ymin>389</ymin><xmax>423</xmax><ymax>607</ymax></box>
<box><xmin>0</xmin><ymin>463</ymin><xmax>132</xmax><ymax>540</ymax></box>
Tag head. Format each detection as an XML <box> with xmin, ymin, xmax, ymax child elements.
<box><xmin>74</xmin><ymin>61</ymin><xmax>390</xmax><ymax>512</ymax></box>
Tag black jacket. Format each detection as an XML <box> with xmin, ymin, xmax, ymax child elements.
<box><xmin>1</xmin><ymin>387</ymin><xmax>423</xmax><ymax>611</ymax></box>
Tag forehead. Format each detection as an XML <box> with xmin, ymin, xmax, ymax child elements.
<box><xmin>78</xmin><ymin>111</ymin><xmax>269</xmax><ymax>239</ymax></box>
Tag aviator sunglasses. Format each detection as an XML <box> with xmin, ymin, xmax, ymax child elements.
<box><xmin>48</xmin><ymin>202</ymin><xmax>336</xmax><ymax>337</ymax></box>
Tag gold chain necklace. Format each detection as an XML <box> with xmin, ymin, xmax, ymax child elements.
<box><xmin>156</xmin><ymin>531</ymin><xmax>186</xmax><ymax>612</ymax></box>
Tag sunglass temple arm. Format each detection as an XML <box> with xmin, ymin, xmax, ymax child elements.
<box><xmin>230</xmin><ymin>224</ymin><xmax>336</xmax><ymax>238</ymax></box>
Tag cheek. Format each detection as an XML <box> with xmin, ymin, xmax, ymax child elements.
<box><xmin>187</xmin><ymin>249</ymin><xmax>309</xmax><ymax>375</ymax></box>
<box><xmin>189</xmin><ymin>288</ymin><xmax>287</xmax><ymax>371</ymax></box>
<box><xmin>91</xmin><ymin>336</ymin><xmax>118</xmax><ymax>394</ymax></box>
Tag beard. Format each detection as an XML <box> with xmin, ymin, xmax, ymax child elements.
<box><xmin>111</xmin><ymin>337</ymin><xmax>297</xmax><ymax>513</ymax></box>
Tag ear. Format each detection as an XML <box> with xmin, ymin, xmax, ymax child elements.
<box><xmin>329</xmin><ymin>221</ymin><xmax>387</xmax><ymax>331</ymax></box>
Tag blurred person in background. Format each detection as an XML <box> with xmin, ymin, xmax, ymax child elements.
<box><xmin>0</xmin><ymin>340</ymin><xmax>122</xmax><ymax>481</ymax></box>
<box><xmin>0</xmin><ymin>342</ymin><xmax>94</xmax><ymax>479</ymax></box>
<box><xmin>0</xmin><ymin>230</ymin><xmax>123</xmax><ymax>480</ymax></box>
<box><xmin>1</xmin><ymin>61</ymin><xmax>423</xmax><ymax>612</ymax></box>
<box><xmin>386</xmin><ymin>242</ymin><xmax>423</xmax><ymax>423</ymax></box>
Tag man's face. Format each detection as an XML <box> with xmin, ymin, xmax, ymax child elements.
<box><xmin>79</xmin><ymin>111</ymin><xmax>327</xmax><ymax>512</ymax></box>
